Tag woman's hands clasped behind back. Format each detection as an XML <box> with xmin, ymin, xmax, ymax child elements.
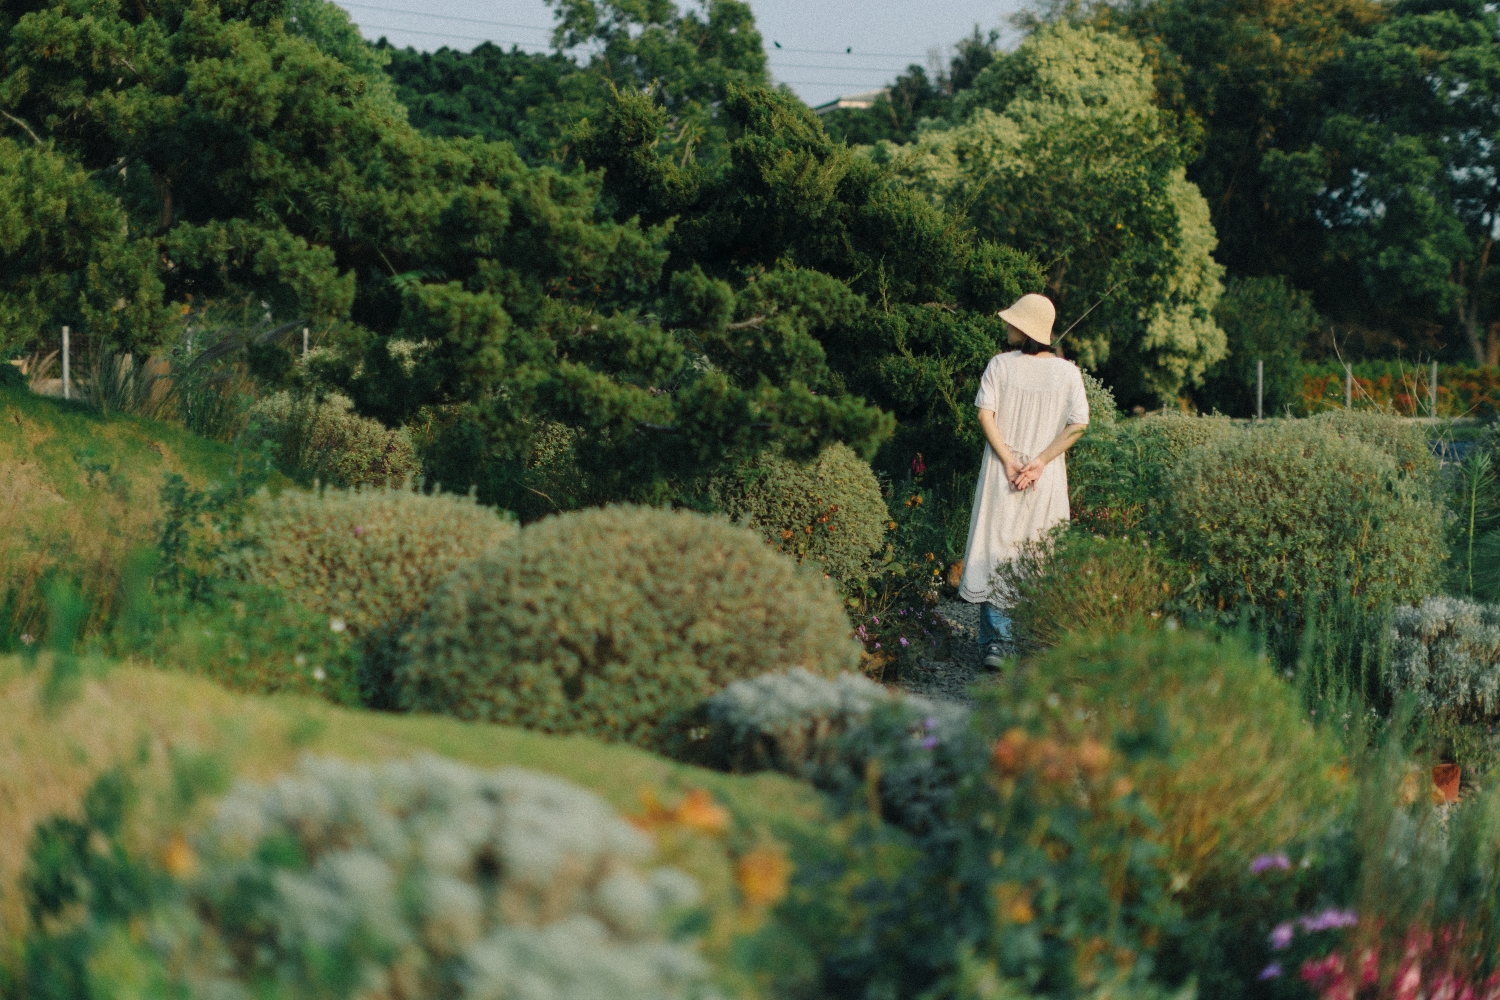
<box><xmin>1011</xmin><ymin>458</ymin><xmax>1047</xmax><ymax>492</ymax></box>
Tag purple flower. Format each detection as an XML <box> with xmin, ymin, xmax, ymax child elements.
<box><xmin>1300</xmin><ymin>908</ymin><xmax>1358</xmax><ymax>933</ymax></box>
<box><xmin>923</xmin><ymin>717</ymin><xmax>938</xmax><ymax>731</ymax></box>
<box><xmin>872</xmin><ymin>616</ymin><xmax>880</xmax><ymax>625</ymax></box>
<box><xmin>920</xmin><ymin>735</ymin><xmax>939</xmax><ymax>750</ymax></box>
<box><xmin>1269</xmin><ymin>923</ymin><xmax>1295</xmax><ymax>950</ymax></box>
<box><xmin>874</xmin><ymin>643</ymin><xmax>881</xmax><ymax>650</ymax></box>
<box><xmin>1258</xmin><ymin>964</ymin><xmax>1283</xmax><ymax>981</ymax></box>
<box><xmin>353</xmin><ymin>525</ymin><xmax>365</xmax><ymax>537</ymax></box>
<box><xmin>1251</xmin><ymin>853</ymin><xmax>1292</xmax><ymax>874</ymax></box>
<box><xmin>899</xmin><ymin>636</ymin><xmax>909</xmax><ymax>647</ymax></box>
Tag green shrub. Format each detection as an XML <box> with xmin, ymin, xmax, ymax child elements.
<box><xmin>228</xmin><ymin>483</ymin><xmax>517</xmax><ymax>704</ymax></box>
<box><xmin>138</xmin><ymin>584</ymin><xmax>362</xmax><ymax>705</ymax></box>
<box><xmin>398</xmin><ymin>505</ymin><xmax>860</xmax><ymax>744</ymax></box>
<box><xmin>1306</xmin><ymin>409</ymin><xmax>1438</xmax><ymax>494</ymax></box>
<box><xmin>245</xmin><ymin>390</ymin><xmax>420</xmax><ymax>488</ymax></box>
<box><xmin>1162</xmin><ymin>419</ymin><xmax>1442</xmax><ymax>614</ymax></box>
<box><xmin>1199</xmin><ymin>275</ymin><xmax>1316</xmax><ymax>418</ymax></box>
<box><xmin>994</xmin><ymin>528</ymin><xmax>1184</xmax><ymax>651</ymax></box>
<box><xmin>1389</xmin><ymin>597</ymin><xmax>1500</xmax><ymax>722</ymax></box>
<box><xmin>1081</xmin><ymin>368</ymin><xmax>1119</xmax><ymax>428</ymax></box>
<box><xmin>1068</xmin><ymin>412</ymin><xmax>1239</xmax><ymax>533</ymax></box>
<box><xmin>998</xmin><ymin>629</ymin><xmax>1347</xmax><ymax>999</ymax></box>
<box><xmin>708</xmin><ymin>442</ymin><xmax>888</xmax><ymax>584</ymax></box>
<box><xmin>14</xmin><ymin>756</ymin><xmax>714</xmax><ymax>1000</ymax></box>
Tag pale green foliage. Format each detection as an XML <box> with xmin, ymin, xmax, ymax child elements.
<box><xmin>153</xmin><ymin>755</ymin><xmax>713</xmax><ymax>1000</ymax></box>
<box><xmin>1389</xmin><ymin>597</ymin><xmax>1500</xmax><ymax>721</ymax></box>
<box><xmin>707</xmin><ymin>443</ymin><xmax>888</xmax><ymax>584</ymax></box>
<box><xmin>1080</xmin><ymin>369</ymin><xmax>1119</xmax><ymax>428</ymax></box>
<box><xmin>874</xmin><ymin>22</ymin><xmax>1225</xmax><ymax>404</ymax></box>
<box><xmin>229</xmin><ymin>483</ymin><xmax>517</xmax><ymax>648</ymax></box>
<box><xmin>1163</xmin><ymin>420</ymin><xmax>1443</xmax><ymax>611</ymax></box>
<box><xmin>1306</xmin><ymin>409</ymin><xmax>1439</xmax><ymax>496</ymax></box>
<box><xmin>246</xmin><ymin>391</ymin><xmax>421</xmax><ymax>488</ymax></box>
<box><xmin>399</xmin><ymin>505</ymin><xmax>860</xmax><ymax>744</ymax></box>
<box><xmin>698</xmin><ymin>667</ymin><xmax>967</xmax><ymax>774</ymax></box>
<box><xmin>1139</xmin><ymin>171</ymin><xmax>1227</xmax><ymax>402</ymax></box>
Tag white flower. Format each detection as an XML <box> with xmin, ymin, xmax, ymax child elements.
<box><xmin>294</xmin><ymin>654</ymin><xmax>307</xmax><ymax>667</ymax></box>
<box><xmin>329</xmin><ymin>618</ymin><xmax>347</xmax><ymax>633</ymax></box>
<box><xmin>313</xmin><ymin>667</ymin><xmax>326</xmax><ymax>682</ymax></box>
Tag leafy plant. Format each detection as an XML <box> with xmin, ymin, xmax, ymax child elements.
<box><xmin>708</xmin><ymin>442</ymin><xmax>888</xmax><ymax>585</ymax></box>
<box><xmin>245</xmin><ymin>390</ymin><xmax>421</xmax><ymax>488</ymax></box>
<box><xmin>1388</xmin><ymin>597</ymin><xmax>1500</xmax><ymax>722</ymax></box>
<box><xmin>1161</xmin><ymin>419</ymin><xmax>1442</xmax><ymax>618</ymax></box>
<box><xmin>398</xmin><ymin>505</ymin><xmax>860</xmax><ymax>745</ymax></box>
<box><xmin>994</xmin><ymin>527</ymin><xmax>1185</xmax><ymax>652</ymax></box>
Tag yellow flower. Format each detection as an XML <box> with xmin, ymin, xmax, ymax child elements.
<box><xmin>994</xmin><ymin>882</ymin><xmax>1034</xmax><ymax>924</ymax></box>
<box><xmin>674</xmin><ymin>789</ymin><xmax>731</xmax><ymax>835</ymax></box>
<box><xmin>161</xmin><ymin>835</ymin><xmax>197</xmax><ymax>878</ymax></box>
<box><xmin>737</xmin><ymin>847</ymin><xmax>792</xmax><ymax>907</ymax></box>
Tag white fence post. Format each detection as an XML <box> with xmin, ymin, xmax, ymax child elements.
<box><xmin>62</xmin><ymin>325</ymin><xmax>70</xmax><ymax>400</ymax></box>
<box><xmin>1256</xmin><ymin>359</ymin><xmax>1264</xmax><ymax>420</ymax></box>
<box><xmin>1344</xmin><ymin>364</ymin><xmax>1352</xmax><ymax>409</ymax></box>
<box><xmin>1430</xmin><ymin>360</ymin><xmax>1438</xmax><ymax>418</ymax></box>
<box><xmin>303</xmin><ymin>327</ymin><xmax>309</xmax><ymax>358</ymax></box>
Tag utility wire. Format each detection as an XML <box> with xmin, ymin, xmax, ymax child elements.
<box><xmin>357</xmin><ymin>22</ymin><xmax>551</xmax><ymax>48</ymax></box>
<box><xmin>337</xmin><ymin>2</ymin><xmax>554</xmax><ymax>33</ymax></box>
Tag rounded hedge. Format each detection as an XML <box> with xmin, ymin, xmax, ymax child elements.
<box><xmin>1162</xmin><ymin>419</ymin><xmax>1442</xmax><ymax>611</ymax></box>
<box><xmin>398</xmin><ymin>504</ymin><xmax>861</xmax><ymax>744</ymax></box>
<box><xmin>1306</xmin><ymin>409</ymin><xmax>1438</xmax><ymax>496</ymax></box>
<box><xmin>708</xmin><ymin>443</ymin><xmax>888</xmax><ymax>584</ymax></box>
<box><xmin>229</xmin><ymin>484</ymin><xmax>517</xmax><ymax>702</ymax></box>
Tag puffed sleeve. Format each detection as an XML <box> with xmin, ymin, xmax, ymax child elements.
<box><xmin>1066</xmin><ymin>366</ymin><xmax>1091</xmax><ymax>426</ymax></box>
<box><xmin>974</xmin><ymin>354</ymin><xmax>1004</xmax><ymax>412</ymax></box>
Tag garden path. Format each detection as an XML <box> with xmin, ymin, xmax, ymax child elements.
<box><xmin>894</xmin><ymin>599</ymin><xmax>1006</xmax><ymax>706</ymax></box>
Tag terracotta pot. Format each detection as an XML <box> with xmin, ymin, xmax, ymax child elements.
<box><xmin>1432</xmin><ymin>763</ymin><xmax>1461</xmax><ymax>804</ymax></box>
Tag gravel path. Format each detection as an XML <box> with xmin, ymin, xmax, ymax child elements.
<box><xmin>892</xmin><ymin>599</ymin><xmax>1009</xmax><ymax>706</ymax></box>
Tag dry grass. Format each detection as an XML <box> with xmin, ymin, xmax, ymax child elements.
<box><xmin>0</xmin><ymin>658</ymin><xmax>828</xmax><ymax>966</ymax></box>
<box><xmin>0</xmin><ymin>387</ymin><xmax>238</xmax><ymax>636</ymax></box>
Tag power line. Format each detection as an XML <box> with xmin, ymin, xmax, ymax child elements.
<box><xmin>337</xmin><ymin>2</ymin><xmax>554</xmax><ymax>34</ymax></box>
<box><xmin>768</xmin><ymin>62</ymin><xmax>913</xmax><ymax>71</ymax></box>
<box><xmin>357</xmin><ymin>22</ymin><xmax>552</xmax><ymax>48</ymax></box>
<box><xmin>770</xmin><ymin>44</ymin><xmax>930</xmax><ymax>58</ymax></box>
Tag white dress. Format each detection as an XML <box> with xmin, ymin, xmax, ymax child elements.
<box><xmin>958</xmin><ymin>352</ymin><xmax>1090</xmax><ymax>606</ymax></box>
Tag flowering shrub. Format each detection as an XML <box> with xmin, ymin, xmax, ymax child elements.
<box><xmin>1388</xmin><ymin>597</ymin><xmax>1500</xmax><ymax>722</ymax></box>
<box><xmin>245</xmin><ymin>390</ymin><xmax>421</xmax><ymax>488</ymax></box>
<box><xmin>14</xmin><ymin>756</ymin><xmax>716</xmax><ymax>1000</ymax></box>
<box><xmin>1162</xmin><ymin>419</ymin><xmax>1442</xmax><ymax>614</ymax></box>
<box><xmin>399</xmin><ymin>505</ymin><xmax>860</xmax><ymax>745</ymax></box>
<box><xmin>1301</xmin><ymin>362</ymin><xmax>1500</xmax><ymax>420</ymax></box>
<box><xmin>993</xmin><ymin>527</ymin><xmax>1184</xmax><ymax>651</ymax></box>
<box><xmin>229</xmin><ymin>483</ymin><xmax>516</xmax><ymax>703</ymax></box>
<box><xmin>708</xmin><ymin>442</ymin><xmax>889</xmax><ymax>585</ymax></box>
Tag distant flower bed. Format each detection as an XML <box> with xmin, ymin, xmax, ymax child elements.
<box><xmin>1301</xmin><ymin>363</ymin><xmax>1500</xmax><ymax>419</ymax></box>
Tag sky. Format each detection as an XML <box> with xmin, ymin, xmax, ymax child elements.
<box><xmin>336</xmin><ymin>0</ymin><xmax>1027</xmax><ymax>108</ymax></box>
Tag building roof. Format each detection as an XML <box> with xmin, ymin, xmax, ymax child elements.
<box><xmin>811</xmin><ymin>89</ymin><xmax>890</xmax><ymax>115</ymax></box>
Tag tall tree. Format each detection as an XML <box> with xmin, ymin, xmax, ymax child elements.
<box><xmin>878</xmin><ymin>22</ymin><xmax>1225</xmax><ymax>405</ymax></box>
<box><xmin>1260</xmin><ymin>0</ymin><xmax>1500</xmax><ymax>364</ymax></box>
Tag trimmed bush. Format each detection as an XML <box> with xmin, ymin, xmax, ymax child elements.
<box><xmin>1389</xmin><ymin>597</ymin><xmax>1500</xmax><ymax>721</ymax></box>
<box><xmin>399</xmin><ymin>505</ymin><xmax>860</xmax><ymax>744</ymax></box>
<box><xmin>994</xmin><ymin>528</ymin><xmax>1183</xmax><ymax>650</ymax></box>
<box><xmin>246</xmin><ymin>390</ymin><xmax>420</xmax><ymax>488</ymax></box>
<box><xmin>708</xmin><ymin>442</ymin><xmax>888</xmax><ymax>584</ymax></box>
<box><xmin>1162</xmin><ymin>420</ymin><xmax>1442</xmax><ymax>613</ymax></box>
<box><xmin>19</xmin><ymin>756</ymin><xmax>713</xmax><ymax>1000</ymax></box>
<box><xmin>1306</xmin><ymin>409</ymin><xmax>1438</xmax><ymax>495</ymax></box>
<box><xmin>229</xmin><ymin>484</ymin><xmax>517</xmax><ymax>703</ymax></box>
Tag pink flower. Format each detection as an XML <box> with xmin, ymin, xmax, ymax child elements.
<box><xmin>1301</xmin><ymin>908</ymin><xmax>1359</xmax><ymax>933</ymax></box>
<box><xmin>353</xmin><ymin>525</ymin><xmax>365</xmax><ymax>537</ymax></box>
<box><xmin>1270</xmin><ymin>923</ymin><xmax>1295</xmax><ymax>950</ymax></box>
<box><xmin>1251</xmin><ymin>853</ymin><xmax>1292</xmax><ymax>874</ymax></box>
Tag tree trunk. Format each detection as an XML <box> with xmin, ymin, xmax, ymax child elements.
<box><xmin>1487</xmin><ymin>322</ymin><xmax>1499</xmax><ymax>367</ymax></box>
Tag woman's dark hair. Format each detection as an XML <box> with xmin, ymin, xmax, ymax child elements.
<box><xmin>1019</xmin><ymin>334</ymin><xmax>1051</xmax><ymax>355</ymax></box>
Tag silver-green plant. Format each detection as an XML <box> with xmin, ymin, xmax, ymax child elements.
<box><xmin>1388</xmin><ymin>597</ymin><xmax>1500</xmax><ymax>721</ymax></box>
<box><xmin>246</xmin><ymin>390</ymin><xmax>421</xmax><ymax>488</ymax></box>
<box><xmin>157</xmin><ymin>754</ymin><xmax>716</xmax><ymax>1000</ymax></box>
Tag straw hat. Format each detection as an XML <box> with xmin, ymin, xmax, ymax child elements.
<box><xmin>998</xmin><ymin>293</ymin><xmax>1056</xmax><ymax>346</ymax></box>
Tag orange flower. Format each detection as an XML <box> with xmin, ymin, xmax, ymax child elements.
<box><xmin>991</xmin><ymin>728</ymin><xmax>1028</xmax><ymax>776</ymax></box>
<box><xmin>737</xmin><ymin>847</ymin><xmax>792</xmax><ymax>907</ymax></box>
<box><xmin>674</xmin><ymin>788</ymin><xmax>731</xmax><ymax>835</ymax></box>
<box><xmin>161</xmin><ymin>835</ymin><xmax>197</xmax><ymax>878</ymax></box>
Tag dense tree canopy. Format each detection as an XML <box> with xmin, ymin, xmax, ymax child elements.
<box><xmin>877</xmin><ymin>23</ymin><xmax>1225</xmax><ymax>405</ymax></box>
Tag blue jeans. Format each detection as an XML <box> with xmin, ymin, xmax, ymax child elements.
<box><xmin>976</xmin><ymin>602</ymin><xmax>1012</xmax><ymax>647</ymax></box>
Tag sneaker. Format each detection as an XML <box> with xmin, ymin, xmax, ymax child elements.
<box><xmin>981</xmin><ymin>643</ymin><xmax>1008</xmax><ymax>670</ymax></box>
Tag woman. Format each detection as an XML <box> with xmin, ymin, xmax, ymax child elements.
<box><xmin>958</xmin><ymin>293</ymin><xmax>1089</xmax><ymax>669</ymax></box>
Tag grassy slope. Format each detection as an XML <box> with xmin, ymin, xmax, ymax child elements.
<box><xmin>0</xmin><ymin>658</ymin><xmax>829</xmax><ymax>976</ymax></box>
<box><xmin>0</xmin><ymin>387</ymin><xmax>242</xmax><ymax>636</ymax></box>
